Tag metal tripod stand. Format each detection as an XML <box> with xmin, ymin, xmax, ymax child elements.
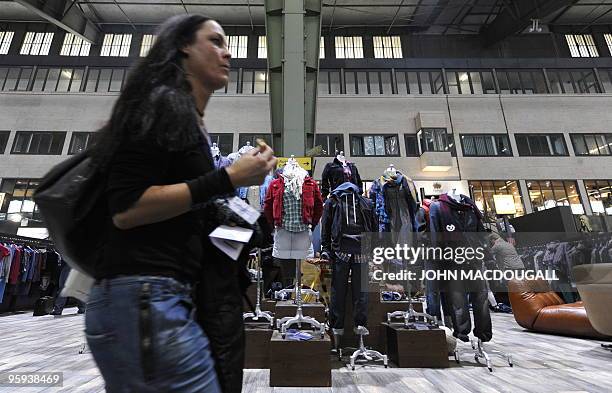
<box><xmin>457</xmin><ymin>337</ymin><xmax>513</xmax><ymax>372</ymax></box>
<box><xmin>349</xmin><ymin>326</ymin><xmax>388</xmax><ymax>370</ymax></box>
<box><xmin>276</xmin><ymin>259</ymin><xmax>325</xmax><ymax>338</ymax></box>
<box><xmin>243</xmin><ymin>249</ymin><xmax>274</xmax><ymax>327</ymax></box>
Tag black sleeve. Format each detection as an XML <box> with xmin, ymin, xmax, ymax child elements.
<box><xmin>320</xmin><ymin>199</ymin><xmax>334</xmax><ymax>260</ymax></box>
<box><xmin>106</xmin><ymin>140</ymin><xmax>170</xmax><ymax>215</ymax></box>
<box><xmin>352</xmin><ymin>164</ymin><xmax>363</xmax><ymax>194</ymax></box>
<box><xmin>321</xmin><ymin>163</ymin><xmax>331</xmax><ymax>199</ymax></box>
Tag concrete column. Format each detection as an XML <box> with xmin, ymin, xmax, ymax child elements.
<box><xmin>576</xmin><ymin>179</ymin><xmax>593</xmax><ymax>215</ymax></box>
<box><xmin>519</xmin><ymin>179</ymin><xmax>533</xmax><ymax>214</ymax></box>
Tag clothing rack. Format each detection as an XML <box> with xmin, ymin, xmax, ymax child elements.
<box><xmin>0</xmin><ymin>232</ymin><xmax>54</xmax><ymax>248</ymax></box>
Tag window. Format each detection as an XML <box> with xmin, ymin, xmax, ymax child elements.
<box><xmin>31</xmin><ymin>67</ymin><xmax>84</xmax><ymax>92</ymax></box>
<box><xmin>418</xmin><ymin>129</ymin><xmax>455</xmax><ymax>155</ymax></box>
<box><xmin>350</xmin><ymin>134</ymin><xmax>399</xmax><ymax>156</ymax></box>
<box><xmin>404</xmin><ymin>134</ymin><xmax>419</xmax><ymax>157</ymax></box>
<box><xmin>584</xmin><ymin>180</ymin><xmax>612</xmax><ymax>215</ymax></box>
<box><xmin>312</xmin><ymin>134</ymin><xmax>344</xmax><ymax>156</ymax></box>
<box><xmin>0</xmin><ymin>131</ymin><xmax>9</xmax><ymax>153</ymax></box>
<box><xmin>216</xmin><ymin>70</ymin><xmax>238</xmax><ymax>94</ymax></box>
<box><xmin>528</xmin><ymin>180</ymin><xmax>584</xmax><ymax>214</ymax></box>
<box><xmin>0</xmin><ymin>31</ymin><xmax>14</xmax><ymax>54</ymax></box>
<box><xmin>0</xmin><ymin>179</ymin><xmax>43</xmax><ymax>225</ymax></box>
<box><xmin>605</xmin><ymin>34</ymin><xmax>612</xmax><ymax>56</ymax></box>
<box><xmin>318</xmin><ymin>69</ymin><xmax>340</xmax><ymax>95</ymax></box>
<box><xmin>85</xmin><ymin>68</ymin><xmax>126</xmax><ymax>92</ymax></box>
<box><xmin>565</xmin><ymin>34</ymin><xmax>599</xmax><ymax>57</ymax></box>
<box><xmin>209</xmin><ymin>133</ymin><xmax>234</xmax><ymax>155</ymax></box>
<box><xmin>344</xmin><ymin>70</ymin><xmax>392</xmax><ymax>94</ymax></box>
<box><xmin>68</xmin><ymin>132</ymin><xmax>97</xmax><ymax>154</ymax></box>
<box><xmin>446</xmin><ymin>71</ymin><xmax>497</xmax><ymax>94</ymax></box>
<box><xmin>320</xmin><ymin>37</ymin><xmax>325</xmax><ymax>59</ymax></box>
<box><xmin>395</xmin><ymin>70</ymin><xmax>445</xmax><ymax>94</ymax></box>
<box><xmin>258</xmin><ymin>36</ymin><xmax>267</xmax><ymax>59</ymax></box>
<box><xmin>515</xmin><ymin>134</ymin><xmax>568</xmax><ymax>156</ymax></box>
<box><xmin>461</xmin><ymin>134</ymin><xmax>512</xmax><ymax>157</ymax></box>
<box><xmin>469</xmin><ymin>181</ymin><xmax>525</xmax><ymax>220</ymax></box>
<box><xmin>20</xmin><ymin>32</ymin><xmax>54</xmax><ymax>55</ymax></box>
<box><xmin>60</xmin><ymin>33</ymin><xmax>91</xmax><ymax>56</ymax></box>
<box><xmin>238</xmin><ymin>134</ymin><xmax>272</xmax><ymax>149</ymax></box>
<box><xmin>11</xmin><ymin>131</ymin><xmax>66</xmax><ymax>155</ymax></box>
<box><xmin>227</xmin><ymin>36</ymin><xmax>247</xmax><ymax>58</ymax></box>
<box><xmin>496</xmin><ymin>69</ymin><xmax>548</xmax><ymax>94</ymax></box>
<box><xmin>1</xmin><ymin>67</ymin><xmax>33</xmax><ymax>91</ymax></box>
<box><xmin>140</xmin><ymin>34</ymin><xmax>156</xmax><ymax>57</ymax></box>
<box><xmin>547</xmin><ymin>69</ymin><xmax>601</xmax><ymax>94</ymax></box>
<box><xmin>373</xmin><ymin>36</ymin><xmax>402</xmax><ymax>58</ymax></box>
<box><xmin>570</xmin><ymin>134</ymin><xmax>612</xmax><ymax>156</ymax></box>
<box><xmin>100</xmin><ymin>34</ymin><xmax>132</xmax><ymax>57</ymax></box>
<box><xmin>241</xmin><ymin>70</ymin><xmax>268</xmax><ymax>94</ymax></box>
<box><xmin>335</xmin><ymin>36</ymin><xmax>363</xmax><ymax>59</ymax></box>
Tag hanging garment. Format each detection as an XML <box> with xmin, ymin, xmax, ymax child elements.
<box><xmin>272</xmin><ymin>228</ymin><xmax>314</xmax><ymax>259</ymax></box>
<box><xmin>263</xmin><ymin>176</ymin><xmax>323</xmax><ymax>228</ymax></box>
<box><xmin>383</xmin><ymin>177</ymin><xmax>417</xmax><ymax>233</ymax></box>
<box><xmin>428</xmin><ymin>193</ymin><xmax>491</xmax><ymax>343</ymax></box>
<box><xmin>281</xmin><ymin>186</ymin><xmax>309</xmax><ymax>233</ymax></box>
<box><xmin>320</xmin><ymin>182</ymin><xmax>377</xmax><ymax>258</ymax></box>
<box><xmin>259</xmin><ymin>175</ymin><xmax>274</xmax><ymax>209</ymax></box>
<box><xmin>213</xmin><ymin>155</ymin><xmax>231</xmax><ymax>170</ymax></box>
<box><xmin>321</xmin><ymin>158</ymin><xmax>362</xmax><ymax>198</ymax></box>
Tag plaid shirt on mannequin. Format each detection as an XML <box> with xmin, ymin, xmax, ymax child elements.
<box><xmin>282</xmin><ymin>187</ymin><xmax>309</xmax><ymax>232</ymax></box>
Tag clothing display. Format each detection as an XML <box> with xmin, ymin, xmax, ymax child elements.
<box><xmin>429</xmin><ymin>193</ymin><xmax>492</xmax><ymax>343</ymax></box>
<box><xmin>321</xmin><ymin>182</ymin><xmax>377</xmax><ymax>335</ymax></box>
<box><xmin>369</xmin><ymin>172</ymin><xmax>418</xmax><ymax>233</ymax></box>
<box><xmin>321</xmin><ymin>157</ymin><xmax>362</xmax><ymax>198</ymax></box>
<box><xmin>263</xmin><ymin>174</ymin><xmax>323</xmax><ymax>229</ymax></box>
<box><xmin>264</xmin><ymin>159</ymin><xmax>322</xmax><ymax>260</ymax></box>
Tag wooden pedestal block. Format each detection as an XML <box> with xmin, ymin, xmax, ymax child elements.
<box><xmin>269</xmin><ymin>331</ymin><xmax>331</xmax><ymax>387</ymax></box>
<box><xmin>274</xmin><ymin>300</ymin><xmax>325</xmax><ymax>323</ymax></box>
<box><xmin>385</xmin><ymin>323</ymin><xmax>449</xmax><ymax>368</ymax></box>
<box><xmin>260</xmin><ymin>299</ymin><xmax>276</xmax><ymax>313</ymax></box>
<box><xmin>244</xmin><ymin>324</ymin><xmax>273</xmax><ymax>369</ymax></box>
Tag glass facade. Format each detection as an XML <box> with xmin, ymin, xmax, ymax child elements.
<box><xmin>0</xmin><ymin>179</ymin><xmax>43</xmax><ymax>226</ymax></box>
<box><xmin>527</xmin><ymin>180</ymin><xmax>584</xmax><ymax>214</ymax></box>
<box><xmin>469</xmin><ymin>180</ymin><xmax>525</xmax><ymax>222</ymax></box>
<box><xmin>584</xmin><ymin>180</ymin><xmax>612</xmax><ymax>215</ymax></box>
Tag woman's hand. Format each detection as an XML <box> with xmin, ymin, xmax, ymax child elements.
<box><xmin>226</xmin><ymin>145</ymin><xmax>277</xmax><ymax>187</ymax></box>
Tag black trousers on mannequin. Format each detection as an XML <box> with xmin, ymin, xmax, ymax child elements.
<box><xmin>330</xmin><ymin>256</ymin><xmax>368</xmax><ymax>334</ymax></box>
<box><xmin>445</xmin><ymin>278</ymin><xmax>492</xmax><ymax>343</ymax></box>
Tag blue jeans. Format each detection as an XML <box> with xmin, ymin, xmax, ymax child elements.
<box><xmin>85</xmin><ymin>276</ymin><xmax>221</xmax><ymax>393</ymax></box>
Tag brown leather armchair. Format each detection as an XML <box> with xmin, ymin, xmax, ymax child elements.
<box><xmin>508</xmin><ymin>279</ymin><xmax>608</xmax><ymax>339</ymax></box>
<box><xmin>573</xmin><ymin>263</ymin><xmax>612</xmax><ymax>338</ymax></box>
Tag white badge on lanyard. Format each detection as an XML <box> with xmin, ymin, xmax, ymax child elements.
<box><xmin>227</xmin><ymin>196</ymin><xmax>260</xmax><ymax>225</ymax></box>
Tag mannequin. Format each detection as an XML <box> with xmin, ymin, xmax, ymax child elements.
<box><xmin>368</xmin><ymin>166</ymin><xmax>418</xmax><ymax>233</ymax></box>
<box><xmin>321</xmin><ymin>151</ymin><xmax>363</xmax><ymax>198</ymax></box>
<box><xmin>210</xmin><ymin>142</ymin><xmax>231</xmax><ymax>170</ymax></box>
<box><xmin>321</xmin><ymin>181</ymin><xmax>377</xmax><ymax>344</ymax></box>
<box><xmin>263</xmin><ymin>157</ymin><xmax>323</xmax><ymax>261</ymax></box>
<box><xmin>429</xmin><ymin>192</ymin><xmax>492</xmax><ymax>343</ymax></box>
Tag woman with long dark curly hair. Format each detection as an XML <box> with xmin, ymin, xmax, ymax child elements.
<box><xmin>86</xmin><ymin>15</ymin><xmax>276</xmax><ymax>392</ymax></box>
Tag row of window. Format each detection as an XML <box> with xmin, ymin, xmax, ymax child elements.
<box><xmin>4</xmin><ymin>65</ymin><xmax>612</xmax><ymax>96</ymax></box>
<box><xmin>4</xmin><ymin>30</ymin><xmax>612</xmax><ymax>59</ymax></box>
<box><xmin>1</xmin><ymin>130</ymin><xmax>610</xmax><ymax>159</ymax></box>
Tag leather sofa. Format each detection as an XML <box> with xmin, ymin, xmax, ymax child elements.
<box><xmin>508</xmin><ymin>279</ymin><xmax>609</xmax><ymax>339</ymax></box>
<box><xmin>573</xmin><ymin>263</ymin><xmax>612</xmax><ymax>337</ymax></box>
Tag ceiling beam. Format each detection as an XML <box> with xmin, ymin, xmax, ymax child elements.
<box><xmin>481</xmin><ymin>0</ymin><xmax>579</xmax><ymax>46</ymax></box>
<box><xmin>14</xmin><ymin>0</ymin><xmax>100</xmax><ymax>43</ymax></box>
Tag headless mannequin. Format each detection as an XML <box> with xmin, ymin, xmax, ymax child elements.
<box><xmin>448</xmin><ymin>188</ymin><xmax>461</xmax><ymax>202</ymax></box>
<box><xmin>210</xmin><ymin>142</ymin><xmax>220</xmax><ymax>158</ymax></box>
